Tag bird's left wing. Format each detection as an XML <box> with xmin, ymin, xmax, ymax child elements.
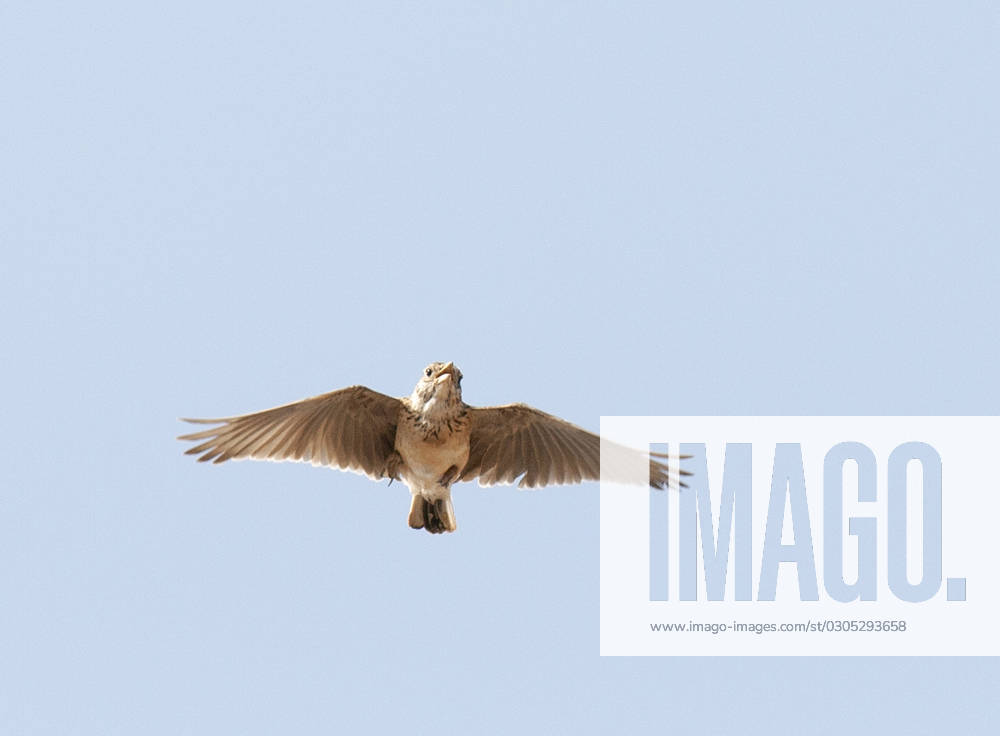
<box><xmin>459</xmin><ymin>403</ymin><xmax>688</xmax><ymax>489</ymax></box>
<box><xmin>178</xmin><ymin>385</ymin><xmax>402</xmax><ymax>480</ymax></box>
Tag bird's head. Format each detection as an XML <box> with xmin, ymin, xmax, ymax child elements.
<box><xmin>409</xmin><ymin>361</ymin><xmax>464</xmax><ymax>416</ymax></box>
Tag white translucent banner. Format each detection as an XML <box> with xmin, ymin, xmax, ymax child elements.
<box><xmin>599</xmin><ymin>417</ymin><xmax>1000</xmax><ymax>656</ymax></box>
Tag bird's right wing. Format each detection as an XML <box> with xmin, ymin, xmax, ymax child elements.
<box><xmin>178</xmin><ymin>385</ymin><xmax>402</xmax><ymax>480</ymax></box>
<box><xmin>459</xmin><ymin>403</ymin><xmax>688</xmax><ymax>489</ymax></box>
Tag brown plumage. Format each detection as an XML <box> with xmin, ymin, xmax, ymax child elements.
<box><xmin>178</xmin><ymin>362</ymin><xmax>688</xmax><ymax>534</ymax></box>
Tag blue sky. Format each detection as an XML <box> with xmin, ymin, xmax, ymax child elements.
<box><xmin>1</xmin><ymin>2</ymin><xmax>997</xmax><ymax>733</ymax></box>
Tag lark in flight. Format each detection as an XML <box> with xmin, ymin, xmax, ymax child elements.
<box><xmin>179</xmin><ymin>362</ymin><xmax>687</xmax><ymax>533</ymax></box>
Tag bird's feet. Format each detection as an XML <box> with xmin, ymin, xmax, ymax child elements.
<box><xmin>436</xmin><ymin>465</ymin><xmax>460</xmax><ymax>486</ymax></box>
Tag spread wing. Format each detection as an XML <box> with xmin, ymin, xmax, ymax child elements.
<box><xmin>459</xmin><ymin>403</ymin><xmax>689</xmax><ymax>489</ymax></box>
<box><xmin>178</xmin><ymin>385</ymin><xmax>402</xmax><ymax>480</ymax></box>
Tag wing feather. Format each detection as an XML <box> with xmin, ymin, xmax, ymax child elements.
<box><xmin>178</xmin><ymin>385</ymin><xmax>402</xmax><ymax>481</ymax></box>
<box><xmin>460</xmin><ymin>403</ymin><xmax>685</xmax><ymax>490</ymax></box>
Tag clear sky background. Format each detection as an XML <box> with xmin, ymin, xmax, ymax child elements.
<box><xmin>2</xmin><ymin>1</ymin><xmax>998</xmax><ymax>733</ymax></box>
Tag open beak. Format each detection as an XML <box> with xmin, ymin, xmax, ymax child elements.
<box><xmin>435</xmin><ymin>362</ymin><xmax>456</xmax><ymax>384</ymax></box>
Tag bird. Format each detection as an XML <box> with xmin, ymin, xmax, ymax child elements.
<box><xmin>178</xmin><ymin>362</ymin><xmax>688</xmax><ymax>534</ymax></box>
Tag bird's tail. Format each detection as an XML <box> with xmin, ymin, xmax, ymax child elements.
<box><xmin>408</xmin><ymin>495</ymin><xmax>457</xmax><ymax>534</ymax></box>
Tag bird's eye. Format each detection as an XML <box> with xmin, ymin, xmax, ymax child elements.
<box><xmin>425</xmin><ymin>368</ymin><xmax>433</xmax><ymax>377</ymax></box>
